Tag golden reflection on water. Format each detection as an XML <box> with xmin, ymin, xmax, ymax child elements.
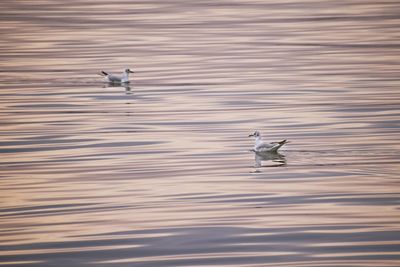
<box><xmin>1</xmin><ymin>0</ymin><xmax>400</xmax><ymax>266</ymax></box>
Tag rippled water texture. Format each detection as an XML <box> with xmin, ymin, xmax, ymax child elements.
<box><xmin>1</xmin><ymin>1</ymin><xmax>400</xmax><ymax>266</ymax></box>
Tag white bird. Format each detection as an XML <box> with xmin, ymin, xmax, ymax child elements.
<box><xmin>100</xmin><ymin>68</ymin><xmax>134</xmax><ymax>83</ymax></box>
<box><xmin>249</xmin><ymin>131</ymin><xmax>288</xmax><ymax>153</ymax></box>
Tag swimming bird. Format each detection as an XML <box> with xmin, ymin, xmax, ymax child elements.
<box><xmin>100</xmin><ymin>68</ymin><xmax>134</xmax><ymax>83</ymax></box>
<box><xmin>249</xmin><ymin>131</ymin><xmax>288</xmax><ymax>153</ymax></box>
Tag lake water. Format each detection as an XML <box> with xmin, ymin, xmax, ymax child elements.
<box><xmin>1</xmin><ymin>1</ymin><xmax>400</xmax><ymax>266</ymax></box>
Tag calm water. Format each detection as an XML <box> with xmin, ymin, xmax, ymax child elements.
<box><xmin>1</xmin><ymin>1</ymin><xmax>400</xmax><ymax>266</ymax></box>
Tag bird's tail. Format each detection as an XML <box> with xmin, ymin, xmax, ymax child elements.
<box><xmin>278</xmin><ymin>139</ymin><xmax>287</xmax><ymax>145</ymax></box>
<box><xmin>270</xmin><ymin>139</ymin><xmax>288</xmax><ymax>153</ymax></box>
<box><xmin>100</xmin><ymin>70</ymin><xmax>108</xmax><ymax>76</ymax></box>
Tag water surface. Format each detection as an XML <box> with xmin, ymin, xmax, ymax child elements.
<box><xmin>1</xmin><ymin>1</ymin><xmax>400</xmax><ymax>266</ymax></box>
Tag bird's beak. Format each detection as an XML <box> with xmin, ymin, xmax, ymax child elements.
<box><xmin>248</xmin><ymin>134</ymin><xmax>254</xmax><ymax>137</ymax></box>
<box><xmin>129</xmin><ymin>70</ymin><xmax>134</xmax><ymax>73</ymax></box>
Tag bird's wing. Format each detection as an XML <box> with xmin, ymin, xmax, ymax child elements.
<box><xmin>268</xmin><ymin>140</ymin><xmax>288</xmax><ymax>153</ymax></box>
<box><xmin>106</xmin><ymin>74</ymin><xmax>122</xmax><ymax>82</ymax></box>
<box><xmin>255</xmin><ymin>142</ymin><xmax>274</xmax><ymax>152</ymax></box>
<box><xmin>256</xmin><ymin>140</ymin><xmax>287</xmax><ymax>153</ymax></box>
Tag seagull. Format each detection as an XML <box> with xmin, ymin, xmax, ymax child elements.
<box><xmin>100</xmin><ymin>68</ymin><xmax>134</xmax><ymax>83</ymax></box>
<box><xmin>249</xmin><ymin>131</ymin><xmax>288</xmax><ymax>153</ymax></box>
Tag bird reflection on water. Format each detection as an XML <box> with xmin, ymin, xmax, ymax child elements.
<box><xmin>103</xmin><ymin>82</ymin><xmax>132</xmax><ymax>95</ymax></box>
<box><xmin>252</xmin><ymin>150</ymin><xmax>287</xmax><ymax>169</ymax></box>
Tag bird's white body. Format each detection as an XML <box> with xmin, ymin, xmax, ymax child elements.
<box><xmin>250</xmin><ymin>131</ymin><xmax>287</xmax><ymax>153</ymax></box>
<box><xmin>101</xmin><ymin>68</ymin><xmax>134</xmax><ymax>83</ymax></box>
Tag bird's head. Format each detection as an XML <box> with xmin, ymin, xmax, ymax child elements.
<box><xmin>248</xmin><ymin>131</ymin><xmax>261</xmax><ymax>137</ymax></box>
<box><xmin>125</xmin><ymin>68</ymin><xmax>134</xmax><ymax>74</ymax></box>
